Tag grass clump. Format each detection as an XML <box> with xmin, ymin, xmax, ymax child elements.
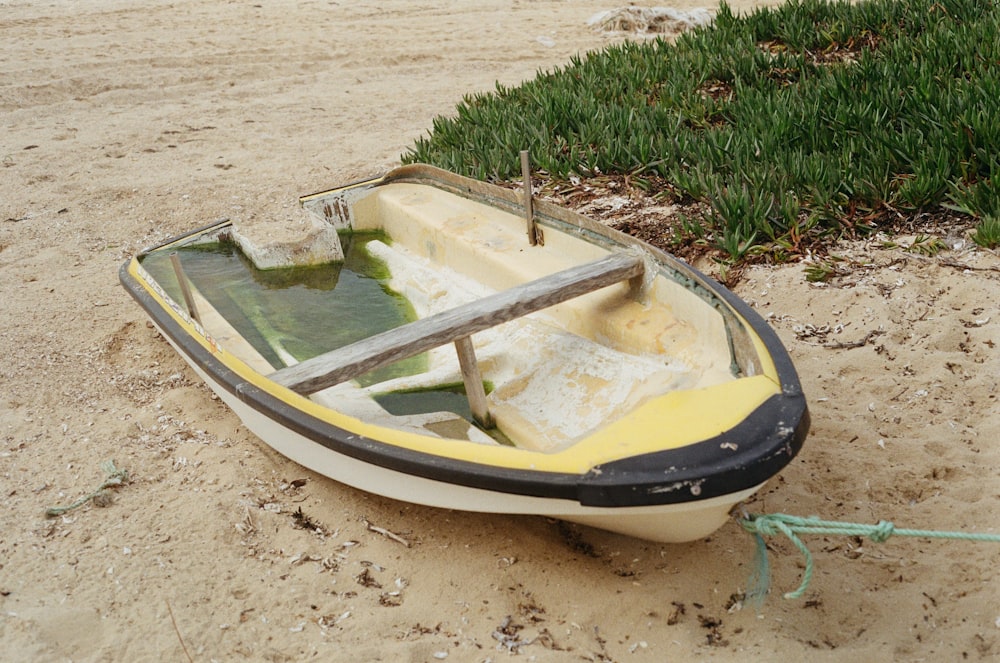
<box><xmin>403</xmin><ymin>0</ymin><xmax>1000</xmax><ymax>261</ymax></box>
<box><xmin>970</xmin><ymin>217</ymin><xmax>1000</xmax><ymax>248</ymax></box>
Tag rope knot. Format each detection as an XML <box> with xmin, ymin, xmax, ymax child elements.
<box><xmin>742</xmin><ymin>513</ymin><xmax>784</xmax><ymax>536</ymax></box>
<box><xmin>869</xmin><ymin>520</ymin><xmax>895</xmax><ymax>543</ymax></box>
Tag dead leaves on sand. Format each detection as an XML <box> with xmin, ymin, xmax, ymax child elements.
<box><xmin>234</xmin><ymin>476</ymin><xmax>416</xmax><ymax>631</ymax></box>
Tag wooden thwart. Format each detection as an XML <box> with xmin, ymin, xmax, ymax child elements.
<box><xmin>269</xmin><ymin>252</ymin><xmax>645</xmax><ymax>405</ymax></box>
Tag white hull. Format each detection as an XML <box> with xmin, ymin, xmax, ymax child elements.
<box><xmin>163</xmin><ymin>327</ymin><xmax>758</xmax><ymax>543</ymax></box>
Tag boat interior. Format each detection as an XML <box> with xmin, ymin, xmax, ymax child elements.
<box><xmin>143</xmin><ymin>179</ymin><xmax>757</xmax><ymax>454</ymax></box>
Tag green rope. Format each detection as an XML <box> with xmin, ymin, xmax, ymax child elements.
<box><xmin>45</xmin><ymin>461</ymin><xmax>129</xmax><ymax>517</ymax></box>
<box><xmin>739</xmin><ymin>513</ymin><xmax>1000</xmax><ymax>601</ymax></box>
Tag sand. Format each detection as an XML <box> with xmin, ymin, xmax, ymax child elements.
<box><xmin>2</xmin><ymin>1</ymin><xmax>998</xmax><ymax>660</ymax></box>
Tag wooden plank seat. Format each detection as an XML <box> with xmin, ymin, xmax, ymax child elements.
<box><xmin>268</xmin><ymin>252</ymin><xmax>645</xmax><ymax>426</ymax></box>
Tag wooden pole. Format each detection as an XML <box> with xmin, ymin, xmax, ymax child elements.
<box><xmin>520</xmin><ymin>150</ymin><xmax>539</xmax><ymax>246</ymax></box>
<box><xmin>453</xmin><ymin>336</ymin><xmax>494</xmax><ymax>429</ymax></box>
<box><xmin>170</xmin><ymin>252</ymin><xmax>201</xmax><ymax>325</ymax></box>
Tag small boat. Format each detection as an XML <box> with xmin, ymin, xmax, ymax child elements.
<box><xmin>120</xmin><ymin>164</ymin><xmax>808</xmax><ymax>543</ymax></box>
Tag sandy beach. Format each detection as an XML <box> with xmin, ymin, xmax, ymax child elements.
<box><xmin>2</xmin><ymin>1</ymin><xmax>998</xmax><ymax>660</ymax></box>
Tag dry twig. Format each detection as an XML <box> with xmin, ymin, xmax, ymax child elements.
<box><xmin>938</xmin><ymin>258</ymin><xmax>1000</xmax><ymax>273</ymax></box>
<box><xmin>166</xmin><ymin>601</ymin><xmax>194</xmax><ymax>663</ymax></box>
<box><xmin>362</xmin><ymin>517</ymin><xmax>411</xmax><ymax>547</ymax></box>
<box><xmin>823</xmin><ymin>330</ymin><xmax>884</xmax><ymax>349</ymax></box>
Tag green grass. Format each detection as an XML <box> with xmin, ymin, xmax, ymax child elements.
<box><xmin>402</xmin><ymin>0</ymin><xmax>1000</xmax><ymax>260</ymax></box>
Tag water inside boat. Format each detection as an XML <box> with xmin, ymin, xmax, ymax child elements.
<box><xmin>140</xmin><ymin>234</ymin><xmax>426</xmax><ymax>383</ymax></box>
